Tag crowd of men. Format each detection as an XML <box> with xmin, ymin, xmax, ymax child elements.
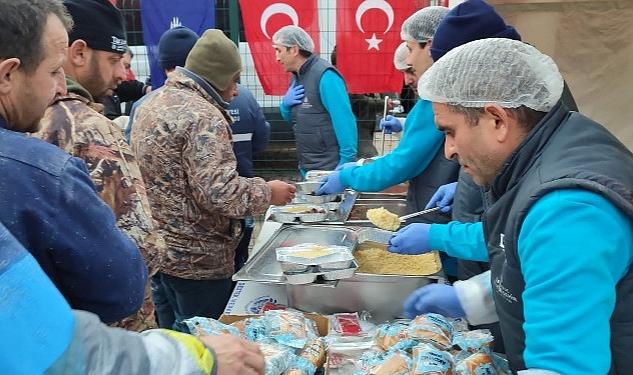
<box><xmin>1</xmin><ymin>0</ymin><xmax>631</xmax><ymax>374</ymax></box>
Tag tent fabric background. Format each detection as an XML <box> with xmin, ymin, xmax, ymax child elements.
<box><xmin>492</xmin><ymin>0</ymin><xmax>633</xmax><ymax>149</ymax></box>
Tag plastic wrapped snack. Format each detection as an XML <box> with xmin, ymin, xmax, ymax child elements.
<box><xmin>284</xmin><ymin>337</ymin><xmax>326</xmax><ymax>375</ymax></box>
<box><xmin>183</xmin><ymin>317</ymin><xmax>240</xmax><ymax>337</ymax></box>
<box><xmin>259</xmin><ymin>341</ymin><xmax>294</xmax><ymax>375</ymax></box>
<box><xmin>264</xmin><ymin>310</ymin><xmax>316</xmax><ymax>349</ymax></box>
<box><xmin>408</xmin><ymin>314</ymin><xmax>453</xmax><ymax>350</ymax></box>
<box><xmin>368</xmin><ymin>350</ymin><xmax>412</xmax><ymax>375</ymax></box>
<box><xmin>375</xmin><ymin>322</ymin><xmax>409</xmax><ymax>351</ymax></box>
<box><xmin>452</xmin><ymin>330</ymin><xmax>494</xmax><ymax>354</ymax></box>
<box><xmin>366</xmin><ymin>207</ymin><xmax>401</xmax><ymax>231</ymax></box>
<box><xmin>411</xmin><ymin>343</ymin><xmax>454</xmax><ymax>375</ymax></box>
<box><xmin>454</xmin><ymin>352</ymin><xmax>496</xmax><ymax>375</ymax></box>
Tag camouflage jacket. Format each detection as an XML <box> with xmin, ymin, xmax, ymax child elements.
<box><xmin>34</xmin><ymin>77</ymin><xmax>165</xmax><ymax>331</ymax></box>
<box><xmin>130</xmin><ymin>68</ymin><xmax>272</xmax><ymax>280</ymax></box>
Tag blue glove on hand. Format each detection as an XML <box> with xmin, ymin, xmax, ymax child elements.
<box><xmin>379</xmin><ymin>115</ymin><xmax>403</xmax><ymax>134</ymax></box>
<box><xmin>388</xmin><ymin>223</ymin><xmax>431</xmax><ymax>255</ymax></box>
<box><xmin>403</xmin><ymin>283</ymin><xmax>466</xmax><ymax>319</ymax></box>
<box><xmin>315</xmin><ymin>171</ymin><xmax>346</xmax><ymax>195</ymax></box>
<box><xmin>282</xmin><ymin>82</ymin><xmax>305</xmax><ymax>107</ymax></box>
<box><xmin>335</xmin><ymin>162</ymin><xmax>358</xmax><ymax>171</ymax></box>
<box><xmin>425</xmin><ymin>182</ymin><xmax>458</xmax><ymax>213</ymax></box>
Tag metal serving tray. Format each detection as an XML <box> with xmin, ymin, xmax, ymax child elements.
<box><xmin>346</xmin><ymin>200</ymin><xmax>409</xmax><ymax>224</ymax></box>
<box><xmin>233</xmin><ymin>225</ymin><xmax>358</xmax><ymax>284</ymax></box>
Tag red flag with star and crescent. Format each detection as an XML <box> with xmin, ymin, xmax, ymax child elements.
<box><xmin>336</xmin><ymin>0</ymin><xmax>416</xmax><ymax>93</ymax></box>
<box><xmin>239</xmin><ymin>0</ymin><xmax>320</xmax><ymax>95</ymax></box>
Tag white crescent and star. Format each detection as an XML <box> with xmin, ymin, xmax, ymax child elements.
<box><xmin>355</xmin><ymin>0</ymin><xmax>394</xmax><ymax>50</ymax></box>
<box><xmin>260</xmin><ymin>3</ymin><xmax>299</xmax><ymax>39</ymax></box>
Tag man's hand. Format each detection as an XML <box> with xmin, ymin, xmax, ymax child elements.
<box><xmin>282</xmin><ymin>82</ymin><xmax>305</xmax><ymax>107</ymax></box>
<box><xmin>267</xmin><ymin>180</ymin><xmax>296</xmax><ymax>205</ymax></box>
<box><xmin>425</xmin><ymin>182</ymin><xmax>458</xmax><ymax>213</ymax></box>
<box><xmin>403</xmin><ymin>284</ymin><xmax>466</xmax><ymax>319</ymax></box>
<box><xmin>379</xmin><ymin>115</ymin><xmax>403</xmax><ymax>134</ymax></box>
<box><xmin>388</xmin><ymin>223</ymin><xmax>432</xmax><ymax>255</ymax></box>
<box><xmin>199</xmin><ymin>334</ymin><xmax>265</xmax><ymax>375</ymax></box>
<box><xmin>315</xmin><ymin>171</ymin><xmax>346</xmax><ymax>195</ymax></box>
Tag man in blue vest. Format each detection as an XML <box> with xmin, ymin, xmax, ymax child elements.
<box><xmin>316</xmin><ymin>7</ymin><xmax>460</xmax><ymax>276</ymax></box>
<box><xmin>273</xmin><ymin>25</ymin><xmax>357</xmax><ymax>175</ymax></box>
<box><xmin>389</xmin><ymin>38</ymin><xmax>633</xmax><ymax>374</ymax></box>
<box><xmin>228</xmin><ymin>83</ymin><xmax>270</xmax><ymax>272</ymax></box>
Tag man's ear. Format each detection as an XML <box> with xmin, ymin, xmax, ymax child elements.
<box><xmin>426</xmin><ymin>39</ymin><xmax>433</xmax><ymax>57</ymax></box>
<box><xmin>68</xmin><ymin>39</ymin><xmax>89</xmax><ymax>67</ymax></box>
<box><xmin>484</xmin><ymin>103</ymin><xmax>512</xmax><ymax>143</ymax></box>
<box><xmin>0</xmin><ymin>58</ymin><xmax>21</xmax><ymax>95</ymax></box>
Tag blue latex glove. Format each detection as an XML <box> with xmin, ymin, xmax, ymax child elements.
<box><xmin>315</xmin><ymin>171</ymin><xmax>346</xmax><ymax>195</ymax></box>
<box><xmin>335</xmin><ymin>162</ymin><xmax>358</xmax><ymax>171</ymax></box>
<box><xmin>425</xmin><ymin>182</ymin><xmax>458</xmax><ymax>213</ymax></box>
<box><xmin>282</xmin><ymin>82</ymin><xmax>305</xmax><ymax>107</ymax></box>
<box><xmin>388</xmin><ymin>223</ymin><xmax>431</xmax><ymax>255</ymax></box>
<box><xmin>403</xmin><ymin>283</ymin><xmax>466</xmax><ymax>319</ymax></box>
<box><xmin>379</xmin><ymin>115</ymin><xmax>403</xmax><ymax>134</ymax></box>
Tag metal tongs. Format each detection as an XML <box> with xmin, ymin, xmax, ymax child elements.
<box><xmin>351</xmin><ymin>206</ymin><xmax>442</xmax><ymax>225</ymax></box>
<box><xmin>380</xmin><ymin>96</ymin><xmax>389</xmax><ymax>155</ymax></box>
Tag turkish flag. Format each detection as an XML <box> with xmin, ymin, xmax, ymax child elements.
<box><xmin>239</xmin><ymin>0</ymin><xmax>320</xmax><ymax>95</ymax></box>
<box><xmin>336</xmin><ymin>0</ymin><xmax>416</xmax><ymax>93</ymax></box>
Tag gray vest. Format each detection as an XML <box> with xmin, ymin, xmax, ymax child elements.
<box><xmin>405</xmin><ymin>143</ymin><xmax>460</xmax><ymax>225</ymax></box>
<box><xmin>291</xmin><ymin>55</ymin><xmax>341</xmax><ymax>171</ymax></box>
<box><xmin>482</xmin><ymin>101</ymin><xmax>633</xmax><ymax>373</ymax></box>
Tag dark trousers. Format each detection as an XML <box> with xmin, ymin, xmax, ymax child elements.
<box><xmin>151</xmin><ymin>272</ymin><xmax>232</xmax><ymax>333</ymax></box>
<box><xmin>234</xmin><ymin>219</ymin><xmax>254</xmax><ymax>273</ymax></box>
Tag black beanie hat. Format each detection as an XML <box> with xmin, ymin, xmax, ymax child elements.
<box><xmin>431</xmin><ymin>0</ymin><xmax>521</xmax><ymax>62</ymax></box>
<box><xmin>158</xmin><ymin>26</ymin><xmax>199</xmax><ymax>70</ymax></box>
<box><xmin>64</xmin><ymin>0</ymin><xmax>127</xmax><ymax>53</ymax></box>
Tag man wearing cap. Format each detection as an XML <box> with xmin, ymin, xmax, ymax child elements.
<box><xmin>0</xmin><ymin>0</ymin><xmax>146</xmax><ymax>325</ymax></box>
<box><xmin>33</xmin><ymin>0</ymin><xmax>164</xmax><ymax>331</ymax></box>
<box><xmin>393</xmin><ymin>38</ymin><xmax>633</xmax><ymax>374</ymax></box>
<box><xmin>131</xmin><ymin>29</ymin><xmax>296</xmax><ymax>330</ymax></box>
<box><xmin>273</xmin><ymin>25</ymin><xmax>357</xmax><ymax>175</ymax></box>
<box><xmin>125</xmin><ymin>25</ymin><xmax>200</xmax><ymax>143</ymax></box>
<box><xmin>316</xmin><ymin>8</ymin><xmax>460</xmax><ymax>255</ymax></box>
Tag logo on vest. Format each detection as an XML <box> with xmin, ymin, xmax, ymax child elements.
<box><xmin>499</xmin><ymin>233</ymin><xmax>505</xmax><ymax>250</ymax></box>
<box><xmin>300</xmin><ymin>96</ymin><xmax>312</xmax><ymax>109</ymax></box>
<box><xmin>228</xmin><ymin>108</ymin><xmax>240</xmax><ymax>122</ymax></box>
<box><xmin>494</xmin><ymin>277</ymin><xmax>518</xmax><ymax>304</ymax></box>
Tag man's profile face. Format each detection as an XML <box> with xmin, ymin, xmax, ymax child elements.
<box><xmin>274</xmin><ymin>44</ymin><xmax>297</xmax><ymax>72</ymax></box>
<box><xmin>13</xmin><ymin>14</ymin><xmax>68</xmax><ymax>133</ymax></box>
<box><xmin>82</xmin><ymin>49</ymin><xmax>126</xmax><ymax>98</ymax></box>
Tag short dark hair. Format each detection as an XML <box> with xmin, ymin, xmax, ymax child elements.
<box><xmin>448</xmin><ymin>104</ymin><xmax>547</xmax><ymax>132</ymax></box>
<box><xmin>0</xmin><ymin>0</ymin><xmax>73</xmax><ymax>72</ymax></box>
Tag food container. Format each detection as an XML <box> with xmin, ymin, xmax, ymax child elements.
<box><xmin>305</xmin><ymin>170</ymin><xmax>333</xmax><ymax>181</ymax></box>
<box><xmin>303</xmin><ymin>193</ymin><xmax>339</xmax><ymax>204</ymax></box>
<box><xmin>284</xmin><ymin>270</ymin><xmax>318</xmax><ymax>285</ymax></box>
<box><xmin>234</xmin><ymin>225</ymin><xmax>442</xmax><ymax>322</ymax></box>
<box><xmin>357</xmin><ymin>228</ymin><xmax>394</xmax><ymax>245</ymax></box>
<box><xmin>271</xmin><ymin>204</ymin><xmax>328</xmax><ymax>224</ymax></box>
<box><xmin>294</xmin><ymin>181</ymin><xmax>323</xmax><ymax>194</ymax></box>
<box><xmin>276</xmin><ymin>243</ymin><xmax>354</xmax><ymax>265</ymax></box>
<box><xmin>324</xmin><ymin>201</ymin><xmax>341</xmax><ymax>211</ymax></box>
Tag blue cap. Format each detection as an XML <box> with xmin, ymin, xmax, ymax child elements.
<box><xmin>431</xmin><ymin>0</ymin><xmax>521</xmax><ymax>62</ymax></box>
<box><xmin>158</xmin><ymin>26</ymin><xmax>199</xmax><ymax>70</ymax></box>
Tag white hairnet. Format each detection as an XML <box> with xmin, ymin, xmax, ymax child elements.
<box><xmin>393</xmin><ymin>42</ymin><xmax>409</xmax><ymax>71</ymax></box>
<box><xmin>400</xmin><ymin>6</ymin><xmax>449</xmax><ymax>43</ymax></box>
<box><xmin>418</xmin><ymin>38</ymin><xmax>564</xmax><ymax>112</ymax></box>
<box><xmin>272</xmin><ymin>25</ymin><xmax>314</xmax><ymax>53</ymax></box>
